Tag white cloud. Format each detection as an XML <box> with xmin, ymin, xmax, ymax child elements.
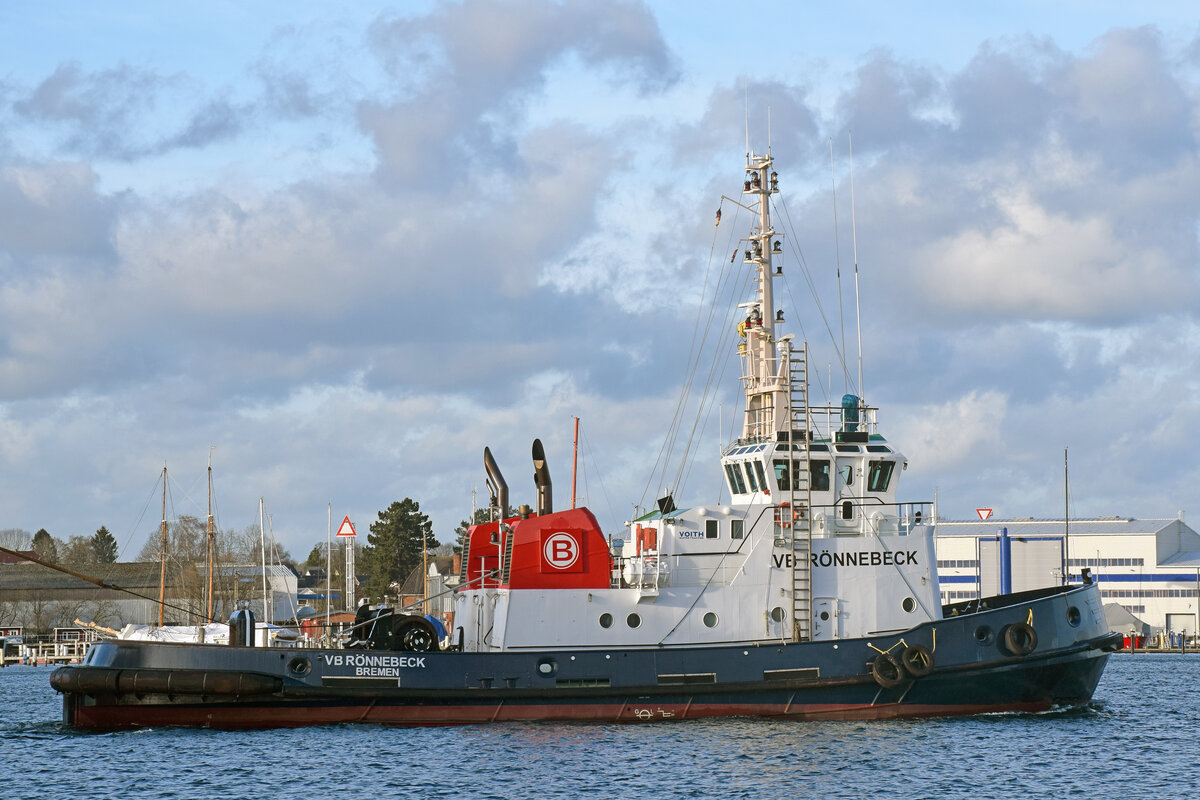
<box><xmin>2</xmin><ymin>5</ymin><xmax>1200</xmax><ymax>557</ymax></box>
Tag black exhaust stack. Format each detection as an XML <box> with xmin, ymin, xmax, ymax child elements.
<box><xmin>532</xmin><ymin>438</ymin><xmax>552</xmax><ymax>516</ymax></box>
<box><xmin>483</xmin><ymin>447</ymin><xmax>508</xmax><ymax>517</ymax></box>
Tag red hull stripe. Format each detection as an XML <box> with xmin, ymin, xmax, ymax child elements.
<box><xmin>71</xmin><ymin>698</ymin><xmax>1058</xmax><ymax>730</ymax></box>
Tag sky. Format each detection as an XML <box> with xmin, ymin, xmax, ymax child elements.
<box><xmin>1</xmin><ymin>1</ymin><xmax>1199</xmax><ymax>560</ymax></box>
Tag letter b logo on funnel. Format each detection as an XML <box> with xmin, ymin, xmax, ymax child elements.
<box><xmin>542</xmin><ymin>531</ymin><xmax>582</xmax><ymax>572</ymax></box>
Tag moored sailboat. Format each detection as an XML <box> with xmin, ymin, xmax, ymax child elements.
<box><xmin>50</xmin><ymin>144</ymin><xmax>1120</xmax><ymax>729</ymax></box>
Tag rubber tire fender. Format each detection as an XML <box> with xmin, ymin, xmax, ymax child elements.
<box><xmin>1002</xmin><ymin>622</ymin><xmax>1038</xmax><ymax>656</ymax></box>
<box><xmin>901</xmin><ymin>644</ymin><xmax>934</xmax><ymax>678</ymax></box>
<box><xmin>871</xmin><ymin>652</ymin><xmax>905</xmax><ymax>688</ymax></box>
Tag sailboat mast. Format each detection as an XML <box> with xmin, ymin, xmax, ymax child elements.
<box><xmin>326</xmin><ymin>502</ymin><xmax>332</xmax><ymax>641</ymax></box>
<box><xmin>206</xmin><ymin>450</ymin><xmax>215</xmax><ymax>622</ymax></box>
<box><xmin>158</xmin><ymin>464</ymin><xmax>168</xmax><ymax>627</ymax></box>
<box><xmin>259</xmin><ymin>498</ymin><xmax>268</xmax><ymax>624</ymax></box>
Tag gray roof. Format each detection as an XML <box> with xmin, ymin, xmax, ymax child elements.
<box><xmin>936</xmin><ymin>517</ymin><xmax>1181</xmax><ymax>537</ymax></box>
<box><xmin>1103</xmin><ymin>603</ymin><xmax>1151</xmax><ymax>635</ymax></box>
<box><xmin>207</xmin><ymin>564</ymin><xmax>297</xmax><ymax>579</ymax></box>
<box><xmin>1159</xmin><ymin>550</ymin><xmax>1200</xmax><ymax>567</ymax></box>
<box><xmin>0</xmin><ymin>561</ymin><xmax>176</xmax><ymax>591</ymax></box>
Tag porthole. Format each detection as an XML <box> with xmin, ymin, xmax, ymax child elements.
<box><xmin>819</xmin><ymin>611</ymin><xmax>830</xmax><ymax>621</ymax></box>
<box><xmin>703</xmin><ymin>612</ymin><xmax>718</xmax><ymax>628</ymax></box>
<box><xmin>1066</xmin><ymin>606</ymin><xmax>1081</xmax><ymax>627</ymax></box>
<box><xmin>770</xmin><ymin>606</ymin><xmax>786</xmax><ymax>623</ymax></box>
<box><xmin>627</xmin><ymin>613</ymin><xmax>641</xmax><ymax>629</ymax></box>
<box><xmin>536</xmin><ymin>658</ymin><xmax>558</xmax><ymax>677</ymax></box>
<box><xmin>599</xmin><ymin>613</ymin><xmax>613</xmax><ymax>629</ymax></box>
<box><xmin>974</xmin><ymin>625</ymin><xmax>994</xmax><ymax>646</ymax></box>
<box><xmin>902</xmin><ymin>597</ymin><xmax>916</xmax><ymax>613</ymax></box>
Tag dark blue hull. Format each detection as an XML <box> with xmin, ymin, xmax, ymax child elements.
<box><xmin>52</xmin><ymin>583</ymin><xmax>1120</xmax><ymax>729</ymax></box>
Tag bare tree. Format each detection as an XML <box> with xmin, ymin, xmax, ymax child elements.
<box><xmin>60</xmin><ymin>535</ymin><xmax>97</xmax><ymax>566</ymax></box>
<box><xmin>0</xmin><ymin>528</ymin><xmax>32</xmax><ymax>550</ymax></box>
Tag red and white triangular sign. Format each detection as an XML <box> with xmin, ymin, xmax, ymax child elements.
<box><xmin>976</xmin><ymin>508</ymin><xmax>993</xmax><ymax>521</ymax></box>
<box><xmin>336</xmin><ymin>515</ymin><xmax>357</xmax><ymax>537</ymax></box>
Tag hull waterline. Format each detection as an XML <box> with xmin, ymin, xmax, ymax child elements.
<box><xmin>54</xmin><ymin>584</ymin><xmax>1119</xmax><ymax>731</ymax></box>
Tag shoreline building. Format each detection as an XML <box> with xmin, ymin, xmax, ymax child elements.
<box><xmin>935</xmin><ymin>515</ymin><xmax>1200</xmax><ymax>637</ymax></box>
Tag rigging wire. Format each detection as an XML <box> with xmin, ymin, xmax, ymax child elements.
<box><xmin>578</xmin><ymin>422</ymin><xmax>616</xmax><ymax>525</ymax></box>
<box><xmin>648</xmin><ymin>161</ymin><xmax>869</xmax><ymax>510</ymax></box>
<box><xmin>671</xmin><ymin>263</ymin><xmax>752</xmax><ymax>498</ymax></box>
<box><xmin>773</xmin><ymin>194</ymin><xmax>856</xmax><ymax>398</ymax></box>
<box><xmin>640</xmin><ymin>200</ymin><xmax>744</xmax><ymax>510</ymax></box>
<box><xmin>117</xmin><ymin>473</ymin><xmax>163</xmax><ymax>561</ymax></box>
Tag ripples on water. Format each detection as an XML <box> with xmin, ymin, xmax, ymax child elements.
<box><xmin>2</xmin><ymin>654</ymin><xmax>1196</xmax><ymax>800</ymax></box>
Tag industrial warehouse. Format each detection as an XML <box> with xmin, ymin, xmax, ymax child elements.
<box><xmin>935</xmin><ymin>514</ymin><xmax>1200</xmax><ymax>641</ymax></box>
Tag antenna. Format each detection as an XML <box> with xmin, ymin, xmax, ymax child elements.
<box><xmin>830</xmin><ymin>138</ymin><xmax>848</xmax><ymax>393</ymax></box>
<box><xmin>849</xmin><ymin>131</ymin><xmax>864</xmax><ymax>403</ymax></box>
<box><xmin>744</xmin><ymin>80</ymin><xmax>750</xmax><ymax>156</ymax></box>
<box><xmin>767</xmin><ymin>105</ymin><xmax>772</xmax><ymax>153</ymax></box>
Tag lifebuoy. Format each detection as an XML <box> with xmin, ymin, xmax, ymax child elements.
<box><xmin>871</xmin><ymin>652</ymin><xmax>905</xmax><ymax>688</ymax></box>
<box><xmin>1002</xmin><ymin>622</ymin><xmax>1037</xmax><ymax>656</ymax></box>
<box><xmin>901</xmin><ymin>644</ymin><xmax>934</xmax><ymax>677</ymax></box>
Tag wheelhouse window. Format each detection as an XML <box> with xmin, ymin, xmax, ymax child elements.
<box><xmin>838</xmin><ymin>463</ymin><xmax>854</xmax><ymax>487</ymax></box>
<box><xmin>753</xmin><ymin>461</ymin><xmax>768</xmax><ymax>492</ymax></box>
<box><xmin>773</xmin><ymin>459</ymin><xmax>798</xmax><ymax>491</ymax></box>
<box><xmin>706</xmin><ymin>519</ymin><xmax>719</xmax><ymax>539</ymax></box>
<box><xmin>867</xmin><ymin>460</ymin><xmax>895</xmax><ymax>492</ymax></box>
<box><xmin>810</xmin><ymin>460</ymin><xmax>830</xmax><ymax>491</ymax></box>
<box><xmin>743</xmin><ymin>462</ymin><xmax>759</xmax><ymax>492</ymax></box>
<box><xmin>725</xmin><ymin>463</ymin><xmax>747</xmax><ymax>495</ymax></box>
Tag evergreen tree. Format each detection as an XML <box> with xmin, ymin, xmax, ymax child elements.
<box><xmin>302</xmin><ymin>544</ymin><xmax>325</xmax><ymax>573</ymax></box>
<box><xmin>362</xmin><ymin>498</ymin><xmax>438</xmax><ymax>599</ymax></box>
<box><xmin>91</xmin><ymin>525</ymin><xmax>119</xmax><ymax>563</ymax></box>
<box><xmin>31</xmin><ymin>528</ymin><xmax>58</xmax><ymax>562</ymax></box>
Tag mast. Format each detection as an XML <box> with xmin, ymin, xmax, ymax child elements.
<box><xmin>571</xmin><ymin>416</ymin><xmax>580</xmax><ymax>508</ymax></box>
<box><xmin>158</xmin><ymin>464</ymin><xmax>168</xmax><ymax>627</ymax></box>
<box><xmin>1064</xmin><ymin>447</ymin><xmax>1070</xmax><ymax>584</ymax></box>
<box><xmin>326</xmin><ymin>502</ymin><xmax>332</xmax><ymax>640</ymax></box>
<box><xmin>259</xmin><ymin>498</ymin><xmax>268</xmax><ymax>624</ymax></box>
<box><xmin>738</xmin><ymin>150</ymin><xmax>785</xmax><ymax>440</ymax></box>
<box><xmin>206</xmin><ymin>449</ymin><xmax>215</xmax><ymax>622</ymax></box>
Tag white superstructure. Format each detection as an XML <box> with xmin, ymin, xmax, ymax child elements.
<box><xmin>454</xmin><ymin>151</ymin><xmax>941</xmax><ymax>653</ymax></box>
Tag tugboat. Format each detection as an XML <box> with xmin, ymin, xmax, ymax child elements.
<box><xmin>51</xmin><ymin>146</ymin><xmax>1121</xmax><ymax>729</ymax></box>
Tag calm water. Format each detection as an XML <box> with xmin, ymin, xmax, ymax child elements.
<box><xmin>1</xmin><ymin>654</ymin><xmax>1195</xmax><ymax>799</ymax></box>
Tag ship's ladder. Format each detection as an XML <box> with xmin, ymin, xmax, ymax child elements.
<box><xmin>500</xmin><ymin>528</ymin><xmax>515</xmax><ymax>585</ymax></box>
<box><xmin>786</xmin><ymin>341</ymin><xmax>813</xmax><ymax>642</ymax></box>
<box><xmin>459</xmin><ymin>528</ymin><xmax>472</xmax><ymax>584</ymax></box>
